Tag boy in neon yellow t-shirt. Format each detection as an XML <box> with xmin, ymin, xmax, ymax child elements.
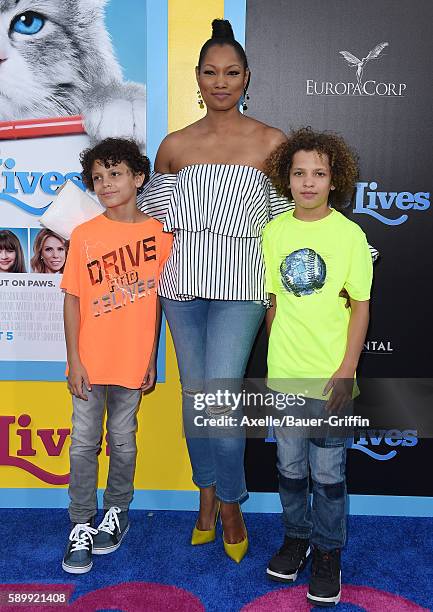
<box><xmin>262</xmin><ymin>128</ymin><xmax>373</xmax><ymax>607</ymax></box>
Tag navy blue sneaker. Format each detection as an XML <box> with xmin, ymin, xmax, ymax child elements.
<box><xmin>267</xmin><ymin>536</ymin><xmax>311</xmax><ymax>582</ymax></box>
<box><xmin>62</xmin><ymin>523</ymin><xmax>98</xmax><ymax>574</ymax></box>
<box><xmin>92</xmin><ymin>506</ymin><xmax>130</xmax><ymax>555</ymax></box>
<box><xmin>307</xmin><ymin>547</ymin><xmax>341</xmax><ymax>607</ymax></box>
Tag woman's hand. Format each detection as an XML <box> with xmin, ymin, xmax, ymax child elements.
<box><xmin>339</xmin><ymin>288</ymin><xmax>351</xmax><ymax>308</ymax></box>
<box><xmin>141</xmin><ymin>360</ymin><xmax>156</xmax><ymax>393</ymax></box>
<box><xmin>68</xmin><ymin>361</ymin><xmax>91</xmax><ymax>400</ymax></box>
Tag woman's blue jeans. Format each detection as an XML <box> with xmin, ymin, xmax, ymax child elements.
<box><xmin>161</xmin><ymin>297</ymin><xmax>265</xmax><ymax>503</ymax></box>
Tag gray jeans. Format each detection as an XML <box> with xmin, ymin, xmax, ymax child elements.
<box><xmin>68</xmin><ymin>385</ymin><xmax>141</xmax><ymax>523</ymax></box>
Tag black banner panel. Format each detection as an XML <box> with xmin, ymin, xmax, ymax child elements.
<box><xmin>244</xmin><ymin>0</ymin><xmax>433</xmax><ymax>496</ymax></box>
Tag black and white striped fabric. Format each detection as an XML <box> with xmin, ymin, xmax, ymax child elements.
<box><xmin>137</xmin><ymin>165</ymin><xmax>293</xmax><ymax>301</ymax></box>
<box><xmin>137</xmin><ymin>164</ymin><xmax>379</xmax><ymax>302</ymax></box>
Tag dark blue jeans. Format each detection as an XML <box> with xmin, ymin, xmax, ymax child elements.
<box><xmin>161</xmin><ymin>297</ymin><xmax>265</xmax><ymax>503</ymax></box>
<box><xmin>274</xmin><ymin>397</ymin><xmax>347</xmax><ymax>550</ymax></box>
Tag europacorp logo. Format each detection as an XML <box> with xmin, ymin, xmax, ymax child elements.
<box><xmin>350</xmin><ymin>429</ymin><xmax>418</xmax><ymax>461</ymax></box>
<box><xmin>305</xmin><ymin>43</ymin><xmax>431</xmax><ymax>224</ymax></box>
<box><xmin>306</xmin><ymin>42</ymin><xmax>406</xmax><ymax>96</ymax></box>
<box><xmin>0</xmin><ymin>157</ymin><xmax>85</xmax><ymax>215</ymax></box>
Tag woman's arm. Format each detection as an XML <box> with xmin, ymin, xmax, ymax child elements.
<box><xmin>64</xmin><ymin>292</ymin><xmax>91</xmax><ymax>400</ymax></box>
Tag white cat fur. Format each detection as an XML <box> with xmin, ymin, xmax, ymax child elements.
<box><xmin>0</xmin><ymin>0</ymin><xmax>145</xmax><ymax>146</ymax></box>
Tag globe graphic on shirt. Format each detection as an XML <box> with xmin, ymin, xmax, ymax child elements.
<box><xmin>280</xmin><ymin>248</ymin><xmax>327</xmax><ymax>297</ymax></box>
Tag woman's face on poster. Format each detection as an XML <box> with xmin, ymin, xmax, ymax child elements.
<box><xmin>0</xmin><ymin>246</ymin><xmax>16</xmax><ymax>272</ymax></box>
<box><xmin>41</xmin><ymin>236</ymin><xmax>66</xmax><ymax>273</ymax></box>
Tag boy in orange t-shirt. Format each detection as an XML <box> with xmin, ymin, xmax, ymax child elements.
<box><xmin>60</xmin><ymin>138</ymin><xmax>172</xmax><ymax>574</ymax></box>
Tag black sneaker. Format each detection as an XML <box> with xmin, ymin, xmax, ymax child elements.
<box><xmin>307</xmin><ymin>547</ymin><xmax>341</xmax><ymax>607</ymax></box>
<box><xmin>62</xmin><ymin>522</ymin><xmax>98</xmax><ymax>574</ymax></box>
<box><xmin>266</xmin><ymin>536</ymin><xmax>311</xmax><ymax>582</ymax></box>
<box><xmin>92</xmin><ymin>506</ymin><xmax>129</xmax><ymax>555</ymax></box>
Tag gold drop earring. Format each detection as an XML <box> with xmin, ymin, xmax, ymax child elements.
<box><xmin>197</xmin><ymin>90</ymin><xmax>204</xmax><ymax>109</ymax></box>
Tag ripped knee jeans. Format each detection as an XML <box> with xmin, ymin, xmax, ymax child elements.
<box><xmin>69</xmin><ymin>385</ymin><xmax>141</xmax><ymax>523</ymax></box>
<box><xmin>274</xmin><ymin>397</ymin><xmax>348</xmax><ymax>550</ymax></box>
<box><xmin>160</xmin><ymin>296</ymin><xmax>265</xmax><ymax>503</ymax></box>
<box><xmin>181</xmin><ymin>379</ymin><xmax>248</xmax><ymax>503</ymax></box>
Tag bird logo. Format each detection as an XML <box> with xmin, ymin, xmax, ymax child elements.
<box><xmin>339</xmin><ymin>42</ymin><xmax>389</xmax><ymax>89</ymax></box>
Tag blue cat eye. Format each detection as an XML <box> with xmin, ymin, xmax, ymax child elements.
<box><xmin>12</xmin><ymin>12</ymin><xmax>45</xmax><ymax>35</ymax></box>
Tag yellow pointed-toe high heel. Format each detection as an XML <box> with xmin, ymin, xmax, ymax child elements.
<box><xmin>222</xmin><ymin>508</ymin><xmax>248</xmax><ymax>563</ymax></box>
<box><xmin>191</xmin><ymin>502</ymin><xmax>220</xmax><ymax>545</ymax></box>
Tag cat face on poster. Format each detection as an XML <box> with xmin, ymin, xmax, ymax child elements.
<box><xmin>0</xmin><ymin>0</ymin><xmax>145</xmax><ymax>145</ymax></box>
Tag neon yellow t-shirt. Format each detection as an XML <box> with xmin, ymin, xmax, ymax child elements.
<box><xmin>263</xmin><ymin>209</ymin><xmax>372</xmax><ymax>396</ymax></box>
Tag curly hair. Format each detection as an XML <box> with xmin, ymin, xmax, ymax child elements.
<box><xmin>265</xmin><ymin>127</ymin><xmax>359</xmax><ymax>210</ymax></box>
<box><xmin>80</xmin><ymin>138</ymin><xmax>150</xmax><ymax>194</ymax></box>
<box><xmin>31</xmin><ymin>228</ymin><xmax>69</xmax><ymax>274</ymax></box>
<box><xmin>0</xmin><ymin>230</ymin><xmax>26</xmax><ymax>273</ymax></box>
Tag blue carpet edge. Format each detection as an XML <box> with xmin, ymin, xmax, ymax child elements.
<box><xmin>1</xmin><ymin>489</ymin><xmax>432</xmax><ymax>516</ymax></box>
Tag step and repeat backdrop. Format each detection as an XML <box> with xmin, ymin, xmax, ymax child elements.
<box><xmin>244</xmin><ymin>0</ymin><xmax>433</xmax><ymax>498</ymax></box>
<box><xmin>1</xmin><ymin>0</ymin><xmax>432</xmax><ymax>509</ymax></box>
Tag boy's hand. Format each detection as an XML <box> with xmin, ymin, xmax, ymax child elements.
<box><xmin>141</xmin><ymin>361</ymin><xmax>156</xmax><ymax>393</ymax></box>
<box><xmin>323</xmin><ymin>367</ymin><xmax>354</xmax><ymax>413</ymax></box>
<box><xmin>67</xmin><ymin>362</ymin><xmax>91</xmax><ymax>401</ymax></box>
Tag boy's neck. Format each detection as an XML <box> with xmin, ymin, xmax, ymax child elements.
<box><xmin>103</xmin><ymin>198</ymin><xmax>140</xmax><ymax>223</ymax></box>
<box><xmin>293</xmin><ymin>202</ymin><xmax>332</xmax><ymax>222</ymax></box>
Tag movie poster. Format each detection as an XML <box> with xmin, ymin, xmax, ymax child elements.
<box><xmin>0</xmin><ymin>0</ymin><xmax>146</xmax><ymax>380</ymax></box>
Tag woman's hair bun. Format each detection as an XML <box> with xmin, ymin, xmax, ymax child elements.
<box><xmin>197</xmin><ymin>18</ymin><xmax>248</xmax><ymax>70</ymax></box>
<box><xmin>211</xmin><ymin>19</ymin><xmax>235</xmax><ymax>40</ymax></box>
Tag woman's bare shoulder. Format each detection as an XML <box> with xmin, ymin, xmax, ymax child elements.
<box><xmin>255</xmin><ymin>120</ymin><xmax>287</xmax><ymax>146</ymax></box>
<box><xmin>247</xmin><ymin>120</ymin><xmax>288</xmax><ymax>164</ymax></box>
<box><xmin>243</xmin><ymin>117</ymin><xmax>287</xmax><ymax>149</ymax></box>
<box><xmin>154</xmin><ymin>123</ymin><xmax>202</xmax><ymax>173</ymax></box>
<box><xmin>154</xmin><ymin>130</ymin><xmax>183</xmax><ymax>173</ymax></box>
<box><xmin>265</xmin><ymin>125</ymin><xmax>288</xmax><ymax>148</ymax></box>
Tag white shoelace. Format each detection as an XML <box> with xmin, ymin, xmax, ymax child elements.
<box><xmin>69</xmin><ymin>523</ymin><xmax>98</xmax><ymax>552</ymax></box>
<box><xmin>97</xmin><ymin>506</ymin><xmax>121</xmax><ymax>535</ymax></box>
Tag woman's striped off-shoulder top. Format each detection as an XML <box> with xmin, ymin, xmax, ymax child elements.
<box><xmin>137</xmin><ymin>164</ymin><xmax>292</xmax><ymax>302</ymax></box>
<box><xmin>137</xmin><ymin>164</ymin><xmax>379</xmax><ymax>302</ymax></box>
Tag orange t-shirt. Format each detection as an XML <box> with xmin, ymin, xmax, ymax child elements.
<box><xmin>61</xmin><ymin>214</ymin><xmax>173</xmax><ymax>388</ymax></box>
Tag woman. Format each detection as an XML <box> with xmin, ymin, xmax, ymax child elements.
<box><xmin>0</xmin><ymin>229</ymin><xmax>27</xmax><ymax>273</ymax></box>
<box><xmin>31</xmin><ymin>228</ymin><xmax>68</xmax><ymax>274</ymax></box>
<box><xmin>138</xmin><ymin>19</ymin><xmax>290</xmax><ymax>563</ymax></box>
